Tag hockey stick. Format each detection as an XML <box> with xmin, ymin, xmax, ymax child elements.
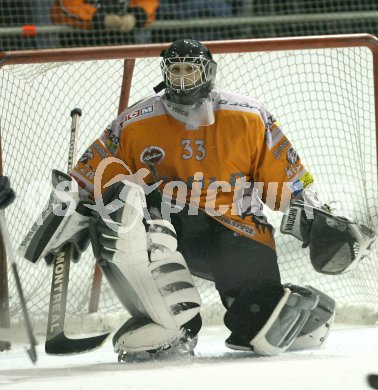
<box><xmin>0</xmin><ymin>211</ymin><xmax>37</xmax><ymax>363</ymax></box>
<box><xmin>45</xmin><ymin>108</ymin><xmax>109</xmax><ymax>355</ymax></box>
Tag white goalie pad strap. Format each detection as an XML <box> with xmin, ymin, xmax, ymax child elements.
<box><xmin>103</xmin><ymin>219</ymin><xmax>177</xmax><ymax>263</ymax></box>
<box><xmin>95</xmin><ymin>180</ymin><xmax>177</xmax><ymax>264</ymax></box>
<box><xmin>251</xmin><ymin>286</ymin><xmax>319</xmax><ymax>356</ymax></box>
<box><xmin>101</xmin><ymin>180</ymin><xmax>149</xmax><ymax>265</ymax></box>
<box><xmin>150</xmin><ymin>251</ymin><xmax>201</xmax><ymax>326</ymax></box>
<box><xmin>148</xmin><ymin>219</ymin><xmax>178</xmax><ymax>261</ymax></box>
<box><xmin>113</xmin><ymin>251</ymin><xmax>201</xmax><ymax>330</ymax></box>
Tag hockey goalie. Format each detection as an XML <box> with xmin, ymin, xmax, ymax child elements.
<box><xmin>18</xmin><ymin>38</ymin><xmax>375</xmax><ymax>361</ymax></box>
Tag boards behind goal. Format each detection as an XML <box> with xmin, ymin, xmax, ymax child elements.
<box><xmin>0</xmin><ymin>34</ymin><xmax>377</xmax><ymax>334</ymax></box>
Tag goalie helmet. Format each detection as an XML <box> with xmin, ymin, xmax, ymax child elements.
<box><xmin>160</xmin><ymin>38</ymin><xmax>217</xmax><ymax>106</ymax></box>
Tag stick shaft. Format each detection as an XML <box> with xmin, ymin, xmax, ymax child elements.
<box><xmin>45</xmin><ymin>108</ymin><xmax>108</xmax><ymax>355</ymax></box>
<box><xmin>67</xmin><ymin>108</ymin><xmax>82</xmax><ymax>171</ymax></box>
<box><xmin>0</xmin><ymin>211</ymin><xmax>37</xmax><ymax>363</ymax></box>
<box><xmin>46</xmin><ymin>108</ymin><xmax>81</xmax><ymax>341</ymax></box>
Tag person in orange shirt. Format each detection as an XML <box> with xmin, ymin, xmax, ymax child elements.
<box><xmin>50</xmin><ymin>0</ymin><xmax>159</xmax><ymax>45</ymax></box>
<box><xmin>20</xmin><ymin>39</ymin><xmax>375</xmax><ymax>361</ymax></box>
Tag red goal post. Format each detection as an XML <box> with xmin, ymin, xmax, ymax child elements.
<box><xmin>0</xmin><ymin>34</ymin><xmax>377</xmax><ymax>333</ymax></box>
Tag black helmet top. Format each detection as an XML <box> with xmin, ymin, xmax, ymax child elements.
<box><xmin>160</xmin><ymin>38</ymin><xmax>217</xmax><ymax>105</ymax></box>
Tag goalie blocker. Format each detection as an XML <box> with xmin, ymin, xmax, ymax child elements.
<box><xmin>18</xmin><ymin>170</ymin><xmax>91</xmax><ymax>264</ymax></box>
<box><xmin>281</xmin><ymin>200</ymin><xmax>375</xmax><ymax>274</ymax></box>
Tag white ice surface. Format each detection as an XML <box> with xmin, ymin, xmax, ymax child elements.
<box><xmin>1</xmin><ymin>325</ymin><xmax>378</xmax><ymax>390</ymax></box>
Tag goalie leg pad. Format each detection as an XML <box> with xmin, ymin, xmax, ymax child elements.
<box><xmin>90</xmin><ymin>180</ymin><xmax>202</xmax><ymax>353</ymax></box>
<box><xmin>112</xmin><ymin>250</ymin><xmax>201</xmax><ymax>330</ymax></box>
<box><xmin>289</xmin><ymin>286</ymin><xmax>335</xmax><ymax>351</ymax></box>
<box><xmin>113</xmin><ymin>314</ymin><xmax>201</xmax><ymax>354</ymax></box>
<box><xmin>250</xmin><ymin>284</ymin><xmax>335</xmax><ymax>355</ymax></box>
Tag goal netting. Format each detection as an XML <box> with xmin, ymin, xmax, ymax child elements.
<box><xmin>0</xmin><ymin>34</ymin><xmax>377</xmax><ymax>334</ymax></box>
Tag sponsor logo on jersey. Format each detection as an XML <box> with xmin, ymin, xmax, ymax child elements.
<box><xmin>79</xmin><ymin>168</ymin><xmax>95</xmax><ymax>179</ymax></box>
<box><xmin>103</xmin><ymin>127</ymin><xmax>120</xmax><ymax>153</ymax></box>
<box><xmin>299</xmin><ymin>171</ymin><xmax>314</xmax><ymax>189</ymax></box>
<box><xmin>286</xmin><ymin>146</ymin><xmax>299</xmax><ymax>165</ymax></box>
<box><xmin>215</xmin><ymin>214</ymin><xmax>255</xmax><ymax>236</ymax></box>
<box><xmin>126</xmin><ymin>105</ymin><xmax>154</xmax><ymax>121</ymax></box>
<box><xmin>290</xmin><ymin>179</ymin><xmax>303</xmax><ymax>196</ymax></box>
<box><xmin>92</xmin><ymin>142</ymin><xmax>109</xmax><ymax>159</ymax></box>
<box><xmin>289</xmin><ymin>174</ymin><xmax>312</xmax><ymax>196</ymax></box>
<box><xmin>218</xmin><ymin>99</ymin><xmax>260</xmax><ymax>110</ymax></box>
<box><xmin>140</xmin><ymin>146</ymin><xmax>165</xmax><ymax>165</ymax></box>
<box><xmin>79</xmin><ymin>148</ymin><xmax>94</xmax><ymax>164</ymax></box>
<box><xmin>169</xmin><ymin>104</ymin><xmax>189</xmax><ymax>117</ymax></box>
<box><xmin>266</xmin><ymin>123</ymin><xmax>284</xmax><ymax>150</ymax></box>
<box><xmin>273</xmin><ymin>139</ymin><xmax>290</xmax><ymax>159</ymax></box>
<box><xmin>285</xmin><ymin>164</ymin><xmax>303</xmax><ymax>179</ymax></box>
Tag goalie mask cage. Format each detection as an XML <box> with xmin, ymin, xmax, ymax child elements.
<box><xmin>0</xmin><ymin>34</ymin><xmax>377</xmax><ymax>335</ymax></box>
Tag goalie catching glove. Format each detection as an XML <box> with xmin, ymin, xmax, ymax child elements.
<box><xmin>281</xmin><ymin>200</ymin><xmax>375</xmax><ymax>274</ymax></box>
<box><xmin>18</xmin><ymin>170</ymin><xmax>92</xmax><ymax>264</ymax></box>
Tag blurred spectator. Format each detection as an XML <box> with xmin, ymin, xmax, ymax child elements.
<box><xmin>33</xmin><ymin>0</ymin><xmax>60</xmax><ymax>48</ymax></box>
<box><xmin>152</xmin><ymin>0</ymin><xmax>233</xmax><ymax>42</ymax></box>
<box><xmin>49</xmin><ymin>0</ymin><xmax>159</xmax><ymax>46</ymax></box>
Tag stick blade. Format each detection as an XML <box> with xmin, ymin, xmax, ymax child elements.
<box><xmin>45</xmin><ymin>331</ymin><xmax>109</xmax><ymax>355</ymax></box>
<box><xmin>27</xmin><ymin>345</ymin><xmax>37</xmax><ymax>363</ymax></box>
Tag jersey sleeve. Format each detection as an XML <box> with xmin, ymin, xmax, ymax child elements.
<box><xmin>69</xmin><ymin>116</ymin><xmax>135</xmax><ymax>200</ymax></box>
<box><xmin>251</xmin><ymin>106</ymin><xmax>314</xmax><ymax>211</ymax></box>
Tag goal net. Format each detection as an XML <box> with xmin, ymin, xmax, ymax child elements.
<box><xmin>0</xmin><ymin>34</ymin><xmax>377</xmax><ymax>334</ymax></box>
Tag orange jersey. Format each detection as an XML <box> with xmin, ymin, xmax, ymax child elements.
<box><xmin>71</xmin><ymin>89</ymin><xmax>313</xmax><ymax>251</ymax></box>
